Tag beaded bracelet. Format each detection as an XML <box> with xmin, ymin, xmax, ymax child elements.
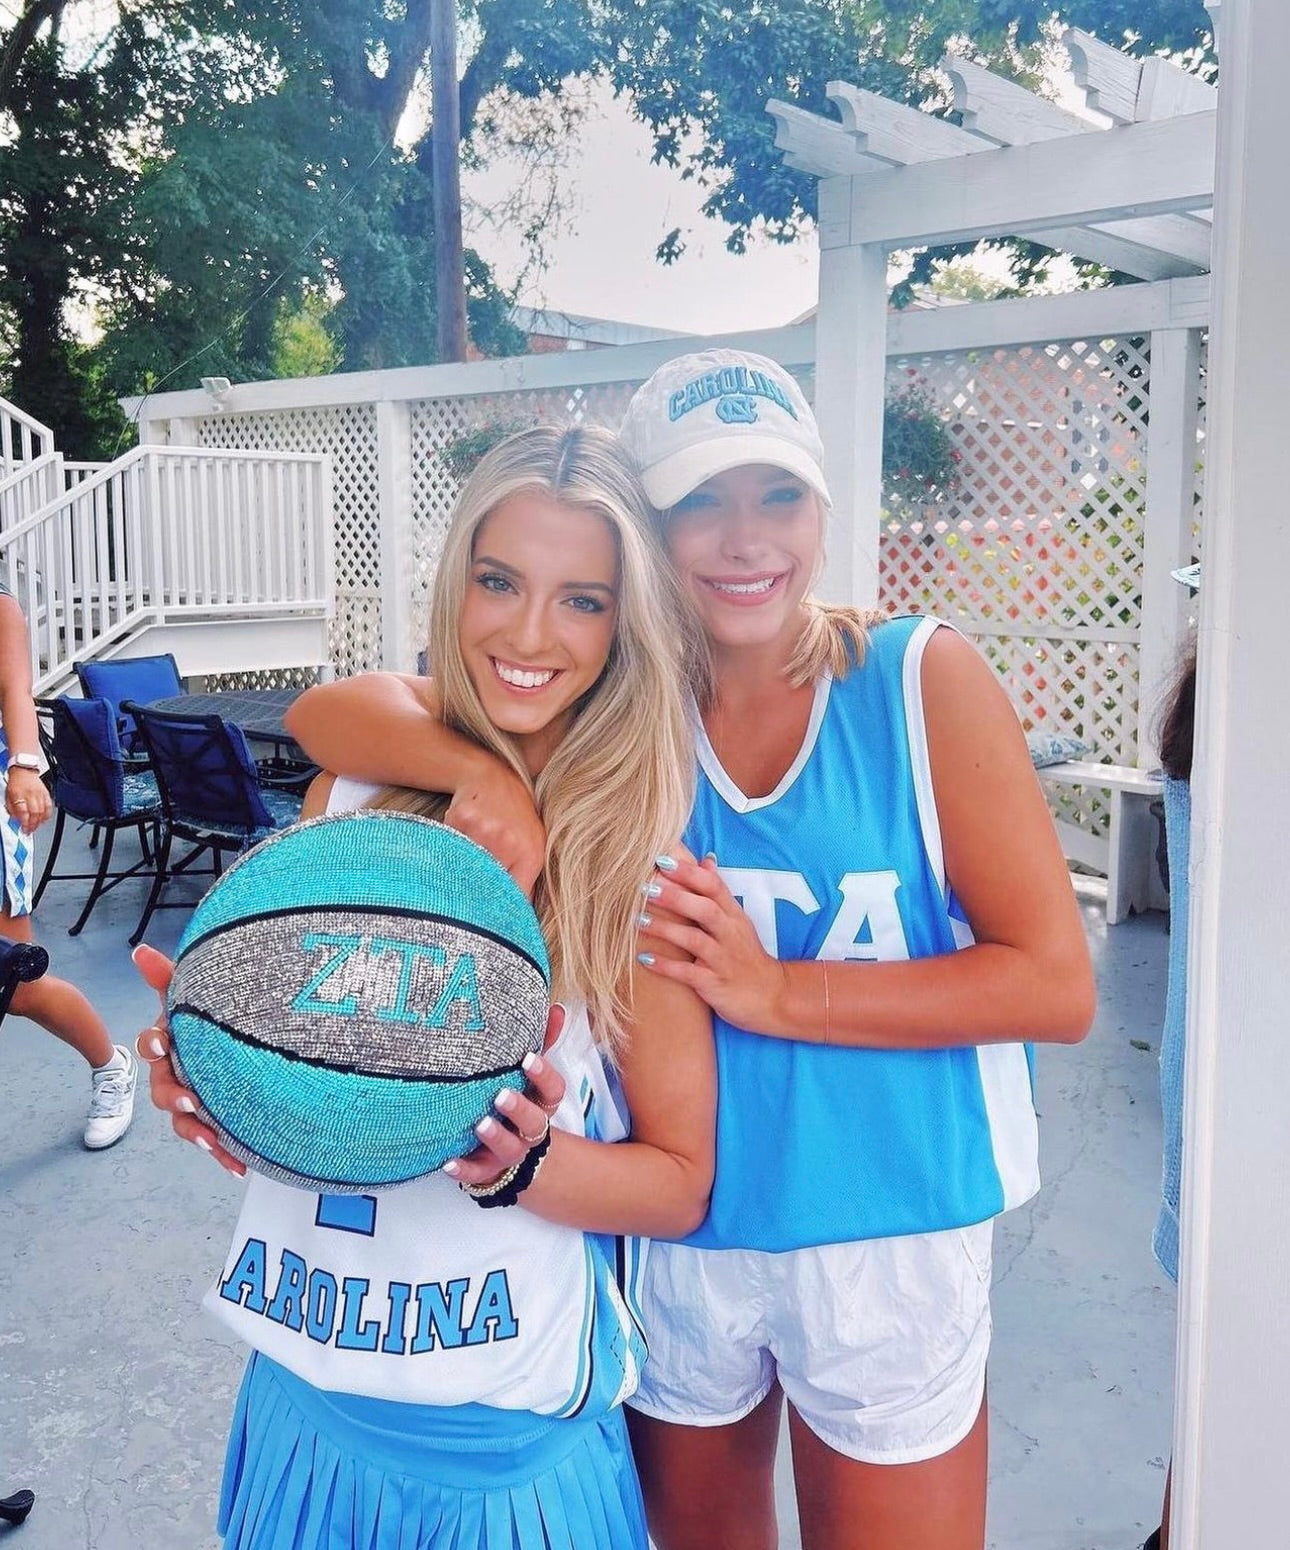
<box><xmin>461</xmin><ymin>1128</ymin><xmax>553</xmax><ymax>1209</ymax></box>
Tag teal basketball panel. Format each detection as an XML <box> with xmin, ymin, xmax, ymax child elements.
<box><xmin>170</xmin><ymin>1011</ymin><xmax>526</xmax><ymax>1189</ymax></box>
<box><xmin>175</xmin><ymin>811</ymin><xmax>549</xmax><ymax>979</ymax></box>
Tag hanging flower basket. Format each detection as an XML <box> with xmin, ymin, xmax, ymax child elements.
<box><xmin>438</xmin><ymin>418</ymin><xmax>532</xmax><ymax>482</ymax></box>
<box><xmin>883</xmin><ymin>384</ymin><xmax>962</xmax><ymax>508</ymax></box>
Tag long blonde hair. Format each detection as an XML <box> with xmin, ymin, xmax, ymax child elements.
<box><xmin>376</xmin><ymin>426</ymin><xmax>696</xmax><ymax>1057</ymax></box>
<box><xmin>783</xmin><ymin>600</ymin><xmax>889</xmax><ymax>689</ymax></box>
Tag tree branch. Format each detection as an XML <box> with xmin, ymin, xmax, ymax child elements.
<box><xmin>373</xmin><ymin>0</ymin><xmax>434</xmax><ymax>136</ymax></box>
<box><xmin>457</xmin><ymin>19</ymin><xmax>514</xmax><ymax>143</ymax></box>
<box><xmin>0</xmin><ymin>0</ymin><xmax>67</xmax><ymax>114</ymax></box>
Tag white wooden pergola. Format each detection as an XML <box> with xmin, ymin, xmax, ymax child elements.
<box><xmin>770</xmin><ymin>26</ymin><xmax>1216</xmax><ymax>760</ymax></box>
<box><xmin>772</xmin><ymin>5</ymin><xmax>1290</xmax><ymax>1543</ymax></box>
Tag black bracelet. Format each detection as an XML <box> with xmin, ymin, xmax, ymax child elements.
<box><xmin>470</xmin><ymin>1128</ymin><xmax>552</xmax><ymax>1209</ymax></box>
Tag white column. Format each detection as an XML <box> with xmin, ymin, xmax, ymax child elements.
<box><xmin>1138</xmin><ymin>325</ymin><xmax>1201</xmax><ymax>764</ymax></box>
<box><xmin>813</xmin><ymin>176</ymin><xmax>888</xmax><ymax>606</ymax></box>
<box><xmin>1174</xmin><ymin>1</ymin><xmax>1290</xmax><ymax>1544</ymax></box>
<box><xmin>375</xmin><ymin>398</ymin><xmax>414</xmax><ymax>672</ymax></box>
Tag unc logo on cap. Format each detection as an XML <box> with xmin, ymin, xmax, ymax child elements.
<box><xmin>715</xmin><ymin>394</ymin><xmax>758</xmax><ymax>425</ymax></box>
<box><xmin>619</xmin><ymin>347</ymin><xmax>832</xmax><ymax>511</ymax></box>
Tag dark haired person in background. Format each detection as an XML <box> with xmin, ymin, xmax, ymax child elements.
<box><xmin>1143</xmin><ymin>606</ymin><xmax>1198</xmax><ymax>1550</ymax></box>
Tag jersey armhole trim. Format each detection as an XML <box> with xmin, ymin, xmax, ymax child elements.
<box><xmin>900</xmin><ymin>616</ymin><xmax>962</xmax><ymax>904</ymax></box>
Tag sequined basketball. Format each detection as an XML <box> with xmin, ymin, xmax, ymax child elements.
<box><xmin>166</xmin><ymin>810</ymin><xmax>550</xmax><ymax>1191</ymax></box>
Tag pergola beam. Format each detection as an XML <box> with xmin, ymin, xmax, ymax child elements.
<box><xmin>1063</xmin><ymin>27</ymin><xmax>1145</xmax><ymax>122</ymax></box>
<box><xmin>947</xmin><ymin>56</ymin><xmax>1096</xmax><ymax>145</ymax></box>
<box><xmin>1065</xmin><ymin>28</ymin><xmax>1217</xmax><ymax>123</ymax></box>
<box><xmin>945</xmin><ymin>58</ymin><xmax>1210</xmax><ymax>274</ymax></box>
<box><xmin>767</xmin><ymin>100</ymin><xmax>885</xmax><ymax>179</ymax></box>
<box><xmin>840</xmin><ymin>110</ymin><xmax>1215</xmax><ymax>250</ymax></box>
<box><xmin>774</xmin><ymin>74</ymin><xmax>1211</xmax><ymax>278</ymax></box>
<box><xmin>824</xmin><ymin>81</ymin><xmax>986</xmax><ymax>162</ymax></box>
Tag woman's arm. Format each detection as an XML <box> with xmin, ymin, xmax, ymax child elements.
<box><xmin>640</xmin><ymin>628</ymin><xmax>1095</xmax><ymax>1049</ymax></box>
<box><xmin>0</xmin><ymin>595</ymin><xmax>51</xmax><ymax>833</ymax></box>
<box><xmin>285</xmin><ymin>673</ymin><xmax>544</xmax><ymax>891</ymax></box>
<box><xmin>510</xmin><ymin>960</ymin><xmax>716</xmax><ymax>1239</ymax></box>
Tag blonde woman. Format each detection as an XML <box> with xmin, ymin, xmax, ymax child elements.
<box><xmin>136</xmin><ymin>426</ymin><xmax>715</xmax><ymax>1550</ymax></box>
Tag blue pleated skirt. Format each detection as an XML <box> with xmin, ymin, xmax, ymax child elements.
<box><xmin>218</xmin><ymin>1353</ymin><xmax>649</xmax><ymax>1550</ymax></box>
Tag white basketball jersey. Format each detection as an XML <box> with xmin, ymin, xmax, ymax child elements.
<box><xmin>203</xmin><ymin>778</ymin><xmax>648</xmax><ymax>1416</ymax></box>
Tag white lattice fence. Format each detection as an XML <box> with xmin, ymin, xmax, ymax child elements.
<box><xmin>879</xmin><ymin>335</ymin><xmax>1155</xmax><ymax>839</ymax></box>
<box><xmin>173</xmin><ymin>324</ymin><xmax>1204</xmax><ymax>858</ymax></box>
<box><xmin>197</xmin><ymin>405</ymin><xmax>379</xmax><ymax>676</ymax></box>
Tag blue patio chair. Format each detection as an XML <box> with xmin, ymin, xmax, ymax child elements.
<box><xmin>126</xmin><ymin>703</ymin><xmax>302</xmax><ymax>946</ymax></box>
<box><xmin>75</xmin><ymin>653</ymin><xmax>185</xmax><ymax>759</ymax></box>
<box><xmin>32</xmin><ymin>696</ymin><xmax>163</xmax><ymax>939</ymax></box>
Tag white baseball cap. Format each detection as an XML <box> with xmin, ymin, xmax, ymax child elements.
<box><xmin>618</xmin><ymin>349</ymin><xmax>831</xmax><ymax>510</ymax></box>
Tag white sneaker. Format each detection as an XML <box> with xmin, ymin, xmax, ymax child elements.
<box><xmin>84</xmin><ymin>1045</ymin><xmax>137</xmax><ymax>1150</ymax></box>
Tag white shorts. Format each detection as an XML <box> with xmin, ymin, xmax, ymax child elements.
<box><xmin>628</xmin><ymin>1222</ymin><xmax>993</xmax><ymax>1465</ymax></box>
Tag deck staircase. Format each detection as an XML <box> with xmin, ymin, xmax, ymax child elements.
<box><xmin>0</xmin><ymin>398</ymin><xmax>334</xmax><ymax>694</ymax></box>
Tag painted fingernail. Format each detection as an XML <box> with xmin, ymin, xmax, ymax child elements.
<box><xmin>641</xmin><ymin>882</ymin><xmax>663</xmax><ymax>900</ymax></box>
<box><xmin>194</xmin><ymin>1136</ymin><xmax>214</xmax><ymax>1153</ymax></box>
<box><xmin>704</xmin><ymin>852</ymin><xmax>717</xmax><ymax>864</ymax></box>
<box><xmin>521</xmin><ymin>1052</ymin><xmax>543</xmax><ymax>1075</ymax></box>
<box><xmin>654</xmin><ymin>854</ymin><xmax>679</xmax><ymax>872</ymax></box>
<box><xmin>175</xmin><ymin>1096</ymin><xmax>197</xmax><ymax>1115</ymax></box>
<box><xmin>495</xmin><ymin>1089</ymin><xmax>518</xmax><ymax>1113</ymax></box>
<box><xmin>637</xmin><ymin>912</ymin><xmax>652</xmax><ymax>928</ymax></box>
<box><xmin>638</xmin><ymin>952</ymin><xmax>655</xmax><ymax>967</ymax></box>
<box><xmin>476</xmin><ymin>1117</ymin><xmax>500</xmax><ymax>1139</ymax></box>
<box><xmin>145</xmin><ymin>1036</ymin><xmax>165</xmax><ymax>1060</ymax></box>
<box><xmin>442</xmin><ymin>1160</ymin><xmax>461</xmax><ymax>1178</ymax></box>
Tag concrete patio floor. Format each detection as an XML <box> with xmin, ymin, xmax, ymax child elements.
<box><xmin>0</xmin><ymin>822</ymin><xmax>1175</xmax><ymax>1550</ymax></box>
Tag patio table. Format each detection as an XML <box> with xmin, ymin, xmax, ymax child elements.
<box><xmin>145</xmin><ymin>687</ymin><xmax>305</xmax><ymax>758</ymax></box>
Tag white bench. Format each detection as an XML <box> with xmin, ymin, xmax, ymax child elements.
<box><xmin>1036</xmin><ymin>760</ymin><xmax>1166</xmax><ymax>925</ymax></box>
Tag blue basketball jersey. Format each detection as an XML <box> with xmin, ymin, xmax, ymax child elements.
<box><xmin>680</xmin><ymin>614</ymin><xmax>1039</xmax><ymax>1252</ymax></box>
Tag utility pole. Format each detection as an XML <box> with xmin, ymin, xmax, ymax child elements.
<box><xmin>430</xmin><ymin>0</ymin><xmax>467</xmax><ymax>361</ymax></box>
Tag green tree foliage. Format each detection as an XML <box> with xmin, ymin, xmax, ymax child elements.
<box><xmin>0</xmin><ymin>0</ymin><xmax>1215</xmax><ymax>455</ymax></box>
<box><xmin>612</xmin><ymin>0</ymin><xmax>1214</xmax><ymax>260</ymax></box>
<box><xmin>271</xmin><ymin>295</ymin><xmax>342</xmax><ymax>381</ymax></box>
<box><xmin>0</xmin><ymin>34</ymin><xmax>136</xmax><ymax>453</ymax></box>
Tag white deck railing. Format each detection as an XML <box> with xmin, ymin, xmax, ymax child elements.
<box><xmin>2</xmin><ymin>445</ymin><xmax>333</xmax><ymax>692</ymax></box>
<box><xmin>0</xmin><ymin>451</ymin><xmax>64</xmax><ymax>530</ymax></box>
<box><xmin>0</xmin><ymin>398</ymin><xmax>54</xmax><ymax>479</ymax></box>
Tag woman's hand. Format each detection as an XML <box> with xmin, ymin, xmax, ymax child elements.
<box><xmin>637</xmin><ymin>854</ymin><xmax>790</xmax><ymax>1034</ymax></box>
<box><xmin>132</xmin><ymin>944</ymin><xmax>246</xmax><ymax>1176</ymax></box>
<box><xmin>443</xmin><ymin>757</ymin><xmax>545</xmax><ymax>897</ymax></box>
<box><xmin>5</xmin><ymin>766</ymin><xmax>50</xmax><ymax>833</ymax></box>
<box><xmin>444</xmin><ymin>1007</ymin><xmax>567</xmax><ymax>1187</ymax></box>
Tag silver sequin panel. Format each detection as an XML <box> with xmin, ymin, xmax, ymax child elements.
<box><xmin>176</xmin><ymin>908</ymin><xmax>548</xmax><ymax>1078</ymax></box>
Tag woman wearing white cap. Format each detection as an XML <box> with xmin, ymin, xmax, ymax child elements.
<box><xmin>280</xmin><ymin>353</ymin><xmax>1096</xmax><ymax>1550</ymax></box>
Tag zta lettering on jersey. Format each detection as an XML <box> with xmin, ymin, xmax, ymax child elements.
<box><xmin>720</xmin><ymin>867</ymin><xmax>911</xmax><ymax>961</ymax></box>
<box><xmin>219</xmin><ymin>1238</ymin><xmax>519</xmax><ymax>1353</ymax></box>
